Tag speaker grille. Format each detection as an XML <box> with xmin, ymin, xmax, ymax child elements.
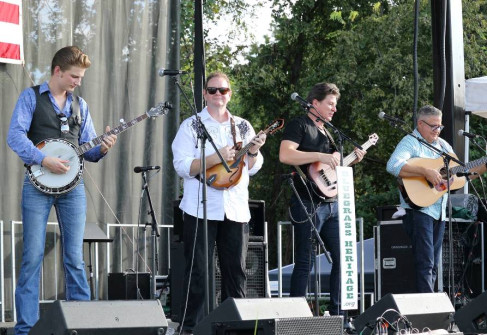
<box><xmin>215</xmin><ymin>241</ymin><xmax>267</xmax><ymax>304</ymax></box>
<box><xmin>275</xmin><ymin>316</ymin><xmax>343</xmax><ymax>335</ymax></box>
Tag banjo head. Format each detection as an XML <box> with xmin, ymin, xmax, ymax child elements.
<box><xmin>28</xmin><ymin>139</ymin><xmax>84</xmax><ymax>194</ymax></box>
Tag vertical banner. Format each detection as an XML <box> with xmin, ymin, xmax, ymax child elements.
<box><xmin>336</xmin><ymin>166</ymin><xmax>358</xmax><ymax>310</ymax></box>
<box><xmin>0</xmin><ymin>0</ymin><xmax>23</xmax><ymax>64</ymax></box>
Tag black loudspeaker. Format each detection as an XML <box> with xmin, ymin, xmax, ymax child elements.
<box><xmin>108</xmin><ymin>272</ymin><xmax>150</xmax><ymax>300</ymax></box>
<box><xmin>376</xmin><ymin>205</ymin><xmax>401</xmax><ymax>221</ymax></box>
<box><xmin>354</xmin><ymin>293</ymin><xmax>454</xmax><ymax>335</ymax></box>
<box><xmin>172</xmin><ymin>199</ymin><xmax>266</xmax><ymax>240</ymax></box>
<box><xmin>214</xmin><ymin>316</ymin><xmax>343</xmax><ymax>335</ymax></box>
<box><xmin>455</xmin><ymin>291</ymin><xmax>487</xmax><ymax>334</ymax></box>
<box><xmin>30</xmin><ymin>300</ymin><xmax>168</xmax><ymax>334</ymax></box>
<box><xmin>170</xmin><ymin>241</ymin><xmax>185</xmax><ymax>323</ymax></box>
<box><xmin>374</xmin><ymin>220</ymin><xmax>416</xmax><ymax>299</ymax></box>
<box><xmin>193</xmin><ymin>297</ymin><xmax>313</xmax><ymax>335</ymax></box>
<box><xmin>214</xmin><ymin>241</ymin><xmax>267</xmax><ymax>304</ymax></box>
<box><xmin>173</xmin><ymin>199</ymin><xmax>184</xmax><ymax>240</ymax></box>
<box><xmin>248</xmin><ymin>199</ymin><xmax>265</xmax><ymax>238</ymax></box>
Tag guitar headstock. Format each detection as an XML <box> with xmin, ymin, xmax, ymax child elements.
<box><xmin>147</xmin><ymin>101</ymin><xmax>172</xmax><ymax>118</ymax></box>
<box><xmin>264</xmin><ymin>118</ymin><xmax>285</xmax><ymax>135</ymax></box>
<box><xmin>368</xmin><ymin>133</ymin><xmax>379</xmax><ymax>145</ymax></box>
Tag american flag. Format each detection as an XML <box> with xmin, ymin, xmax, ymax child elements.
<box><xmin>0</xmin><ymin>0</ymin><xmax>23</xmax><ymax>64</ymax></box>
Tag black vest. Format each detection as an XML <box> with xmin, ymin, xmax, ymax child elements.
<box><xmin>27</xmin><ymin>86</ymin><xmax>81</xmax><ymax>146</ymax></box>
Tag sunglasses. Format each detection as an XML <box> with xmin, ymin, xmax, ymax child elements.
<box><xmin>206</xmin><ymin>87</ymin><xmax>231</xmax><ymax>95</ymax></box>
<box><xmin>58</xmin><ymin>113</ymin><xmax>69</xmax><ymax>134</ymax></box>
<box><xmin>421</xmin><ymin>119</ymin><xmax>444</xmax><ymax>131</ymax></box>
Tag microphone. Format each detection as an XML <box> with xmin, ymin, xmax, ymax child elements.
<box><xmin>291</xmin><ymin>93</ymin><xmax>312</xmax><ymax>109</ymax></box>
<box><xmin>378</xmin><ymin>111</ymin><xmax>407</xmax><ymax>125</ymax></box>
<box><xmin>134</xmin><ymin>166</ymin><xmax>161</xmax><ymax>173</ymax></box>
<box><xmin>458</xmin><ymin>129</ymin><xmax>480</xmax><ymax>139</ymax></box>
<box><xmin>281</xmin><ymin>171</ymin><xmax>297</xmax><ymax>180</ymax></box>
<box><xmin>456</xmin><ymin>172</ymin><xmax>478</xmax><ymax>177</ymax></box>
<box><xmin>158</xmin><ymin>68</ymin><xmax>188</xmax><ymax>76</ymax></box>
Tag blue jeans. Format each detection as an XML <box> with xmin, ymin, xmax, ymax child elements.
<box><xmin>15</xmin><ymin>177</ymin><xmax>90</xmax><ymax>335</ymax></box>
<box><xmin>289</xmin><ymin>197</ymin><xmax>341</xmax><ymax>315</ymax></box>
<box><xmin>180</xmin><ymin>214</ymin><xmax>249</xmax><ymax>331</ymax></box>
<box><xmin>402</xmin><ymin>209</ymin><xmax>445</xmax><ymax>293</ymax></box>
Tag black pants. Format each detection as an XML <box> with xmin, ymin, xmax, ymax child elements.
<box><xmin>180</xmin><ymin>213</ymin><xmax>249</xmax><ymax>331</ymax></box>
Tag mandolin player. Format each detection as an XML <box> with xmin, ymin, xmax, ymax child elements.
<box><xmin>171</xmin><ymin>71</ymin><xmax>266</xmax><ymax>335</ymax></box>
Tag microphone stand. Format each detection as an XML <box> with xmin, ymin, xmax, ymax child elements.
<box><xmin>384</xmin><ymin>119</ymin><xmax>466</xmax><ymax>304</ymax></box>
<box><xmin>307</xmin><ymin>107</ymin><xmax>362</xmax><ymax>320</ymax></box>
<box><xmin>140</xmin><ymin>170</ymin><xmax>160</xmax><ymax>299</ymax></box>
<box><xmin>285</xmin><ymin>176</ymin><xmax>332</xmax><ymax>316</ymax></box>
<box><xmin>170</xmin><ymin>76</ymin><xmax>230</xmax><ymax>315</ymax></box>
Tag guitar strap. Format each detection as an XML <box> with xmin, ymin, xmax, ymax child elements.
<box><xmin>321</xmin><ymin>126</ymin><xmax>338</xmax><ymax>152</ymax></box>
<box><xmin>230</xmin><ymin>116</ymin><xmax>238</xmax><ymax>148</ymax></box>
<box><xmin>71</xmin><ymin>95</ymin><xmax>82</xmax><ymax>126</ymax></box>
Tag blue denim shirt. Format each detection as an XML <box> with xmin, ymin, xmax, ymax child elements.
<box><xmin>386</xmin><ymin>129</ymin><xmax>454</xmax><ymax>220</ymax></box>
<box><xmin>7</xmin><ymin>81</ymin><xmax>105</xmax><ymax>166</ymax></box>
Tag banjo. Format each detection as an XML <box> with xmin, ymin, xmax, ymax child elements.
<box><xmin>26</xmin><ymin>102</ymin><xmax>170</xmax><ymax>195</ymax></box>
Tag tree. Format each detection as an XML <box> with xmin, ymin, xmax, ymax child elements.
<box><xmin>229</xmin><ymin>0</ymin><xmax>487</xmax><ymax>268</ymax></box>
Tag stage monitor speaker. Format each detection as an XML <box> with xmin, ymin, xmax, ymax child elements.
<box><xmin>213</xmin><ymin>316</ymin><xmax>343</xmax><ymax>335</ymax></box>
<box><xmin>455</xmin><ymin>291</ymin><xmax>487</xmax><ymax>334</ymax></box>
<box><xmin>193</xmin><ymin>297</ymin><xmax>312</xmax><ymax>335</ymax></box>
<box><xmin>353</xmin><ymin>293</ymin><xmax>454</xmax><ymax>335</ymax></box>
<box><xmin>374</xmin><ymin>220</ymin><xmax>416</xmax><ymax>300</ymax></box>
<box><xmin>30</xmin><ymin>300</ymin><xmax>168</xmax><ymax>334</ymax></box>
<box><xmin>108</xmin><ymin>272</ymin><xmax>150</xmax><ymax>300</ymax></box>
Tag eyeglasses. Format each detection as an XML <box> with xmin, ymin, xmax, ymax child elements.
<box><xmin>58</xmin><ymin>113</ymin><xmax>69</xmax><ymax>134</ymax></box>
<box><xmin>421</xmin><ymin>119</ymin><xmax>444</xmax><ymax>131</ymax></box>
<box><xmin>206</xmin><ymin>87</ymin><xmax>231</xmax><ymax>95</ymax></box>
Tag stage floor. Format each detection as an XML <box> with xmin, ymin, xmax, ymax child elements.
<box><xmin>0</xmin><ymin>320</ymin><xmax>180</xmax><ymax>335</ymax></box>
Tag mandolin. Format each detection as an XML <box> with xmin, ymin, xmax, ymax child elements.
<box><xmin>204</xmin><ymin>118</ymin><xmax>284</xmax><ymax>190</ymax></box>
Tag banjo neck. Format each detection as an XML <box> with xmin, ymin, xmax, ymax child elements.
<box><xmin>76</xmin><ymin>113</ymin><xmax>149</xmax><ymax>155</ymax></box>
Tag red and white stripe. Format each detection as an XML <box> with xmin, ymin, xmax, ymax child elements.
<box><xmin>0</xmin><ymin>0</ymin><xmax>23</xmax><ymax>64</ymax></box>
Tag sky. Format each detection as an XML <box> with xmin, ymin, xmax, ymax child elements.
<box><xmin>205</xmin><ymin>0</ymin><xmax>274</xmax><ymax>52</ymax></box>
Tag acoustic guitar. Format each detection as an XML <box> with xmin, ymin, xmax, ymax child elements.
<box><xmin>398</xmin><ymin>155</ymin><xmax>487</xmax><ymax>208</ymax></box>
<box><xmin>204</xmin><ymin>119</ymin><xmax>284</xmax><ymax>190</ymax></box>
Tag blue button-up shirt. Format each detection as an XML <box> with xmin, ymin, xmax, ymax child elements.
<box><xmin>386</xmin><ymin>129</ymin><xmax>454</xmax><ymax>220</ymax></box>
<box><xmin>7</xmin><ymin>81</ymin><xmax>105</xmax><ymax>166</ymax></box>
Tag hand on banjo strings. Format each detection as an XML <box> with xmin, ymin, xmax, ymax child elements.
<box><xmin>41</xmin><ymin>156</ymin><xmax>71</xmax><ymax>174</ymax></box>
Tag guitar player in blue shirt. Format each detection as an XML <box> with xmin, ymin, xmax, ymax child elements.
<box><xmin>386</xmin><ymin>104</ymin><xmax>486</xmax><ymax>293</ymax></box>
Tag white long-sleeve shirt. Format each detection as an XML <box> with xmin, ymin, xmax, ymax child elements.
<box><xmin>172</xmin><ymin>108</ymin><xmax>263</xmax><ymax>222</ymax></box>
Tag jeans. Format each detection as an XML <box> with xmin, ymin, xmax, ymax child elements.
<box><xmin>402</xmin><ymin>209</ymin><xmax>445</xmax><ymax>293</ymax></box>
<box><xmin>289</xmin><ymin>197</ymin><xmax>341</xmax><ymax>315</ymax></box>
<box><xmin>15</xmin><ymin>177</ymin><xmax>90</xmax><ymax>335</ymax></box>
<box><xmin>180</xmin><ymin>214</ymin><xmax>249</xmax><ymax>331</ymax></box>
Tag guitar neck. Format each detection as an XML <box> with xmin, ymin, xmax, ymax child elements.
<box><xmin>236</xmin><ymin>141</ymin><xmax>256</xmax><ymax>160</ymax></box>
<box><xmin>342</xmin><ymin>140</ymin><xmax>374</xmax><ymax>167</ymax></box>
<box><xmin>451</xmin><ymin>156</ymin><xmax>487</xmax><ymax>174</ymax></box>
<box><xmin>235</xmin><ymin>130</ymin><xmax>269</xmax><ymax>160</ymax></box>
<box><xmin>77</xmin><ymin>113</ymin><xmax>149</xmax><ymax>155</ymax></box>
